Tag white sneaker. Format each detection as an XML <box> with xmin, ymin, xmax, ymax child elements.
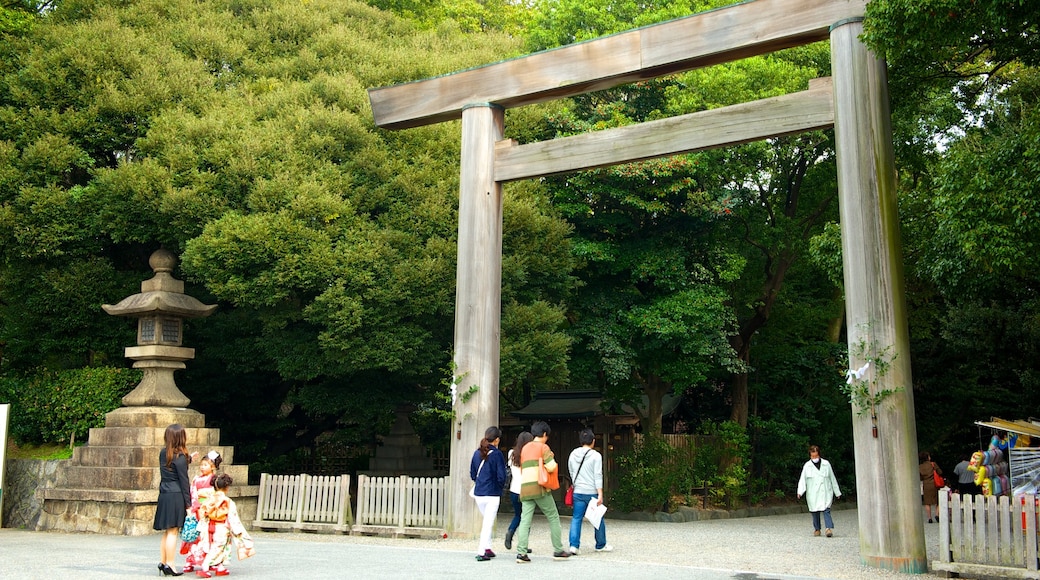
<box><xmin>595</xmin><ymin>544</ymin><xmax>614</xmax><ymax>552</ymax></box>
<box><xmin>568</xmin><ymin>546</ymin><xmax>579</xmax><ymax>555</ymax></box>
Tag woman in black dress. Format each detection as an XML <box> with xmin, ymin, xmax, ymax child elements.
<box><xmin>153</xmin><ymin>424</ymin><xmax>193</xmax><ymax>576</ymax></box>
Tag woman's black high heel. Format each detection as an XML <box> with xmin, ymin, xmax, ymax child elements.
<box><xmin>159</xmin><ymin>563</ymin><xmax>183</xmax><ymax>577</ymax></box>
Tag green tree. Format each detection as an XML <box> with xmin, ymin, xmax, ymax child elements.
<box><xmin>863</xmin><ymin>0</ymin><xmax>1040</xmax><ymax>463</ymax></box>
<box><xmin>362</xmin><ymin>0</ymin><xmax>533</xmax><ymax>35</ymax></box>
<box><xmin>521</xmin><ymin>1</ymin><xmax>844</xmax><ymax>432</ymax></box>
<box><xmin>0</xmin><ymin>0</ymin><xmax>573</xmax><ymax>459</ymax></box>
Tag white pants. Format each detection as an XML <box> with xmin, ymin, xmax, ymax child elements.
<box><xmin>474</xmin><ymin>495</ymin><xmax>500</xmax><ymax>554</ymax></box>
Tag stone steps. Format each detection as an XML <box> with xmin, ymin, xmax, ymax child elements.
<box><xmin>38</xmin><ymin>406</ymin><xmax>258</xmax><ymax>535</ymax></box>
<box><xmin>86</xmin><ymin>426</ymin><xmax>222</xmax><ymax>447</ymax></box>
<box><xmin>43</xmin><ymin>483</ymin><xmax>259</xmax><ymax>503</ymax></box>
<box><xmin>73</xmin><ymin>444</ymin><xmax>236</xmax><ymax>466</ymax></box>
<box><xmin>63</xmin><ymin>463</ymin><xmax>251</xmax><ymax>490</ymax></box>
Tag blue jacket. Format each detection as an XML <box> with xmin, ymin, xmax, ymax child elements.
<box><xmin>470</xmin><ymin>446</ymin><xmax>507</xmax><ymax>497</ymax></box>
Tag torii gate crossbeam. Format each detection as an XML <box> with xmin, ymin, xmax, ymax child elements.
<box><xmin>368</xmin><ymin>0</ymin><xmax>926</xmax><ymax>573</ymax></box>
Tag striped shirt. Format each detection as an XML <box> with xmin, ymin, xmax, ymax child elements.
<box><xmin>518</xmin><ymin>440</ymin><xmax>556</xmax><ymax>500</ymax></box>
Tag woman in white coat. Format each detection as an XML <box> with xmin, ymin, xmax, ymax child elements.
<box><xmin>796</xmin><ymin>445</ymin><xmax>842</xmax><ymax>537</ymax></box>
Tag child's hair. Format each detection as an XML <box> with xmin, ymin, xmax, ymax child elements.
<box><xmin>511</xmin><ymin>431</ymin><xmax>534</xmax><ymax>467</ymax></box>
<box><xmin>163</xmin><ymin>424</ymin><xmax>188</xmax><ymax>468</ymax></box>
<box><xmin>214</xmin><ymin>473</ymin><xmax>233</xmax><ymax>490</ymax></box>
<box><xmin>203</xmin><ymin>450</ymin><xmax>223</xmax><ymax>470</ymax></box>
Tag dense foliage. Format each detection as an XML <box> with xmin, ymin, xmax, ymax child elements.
<box><xmin>0</xmin><ymin>0</ymin><xmax>572</xmax><ymax>467</ymax></box>
<box><xmin>2</xmin><ymin>0</ymin><xmax>1039</xmax><ymax>505</ymax></box>
<box><xmin>863</xmin><ymin>0</ymin><xmax>1040</xmax><ymax>465</ymax></box>
<box><xmin>0</xmin><ymin>367</ymin><xmax>140</xmax><ymax>444</ymax></box>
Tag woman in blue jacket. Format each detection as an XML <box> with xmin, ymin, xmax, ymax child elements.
<box><xmin>471</xmin><ymin>426</ymin><xmax>508</xmax><ymax>561</ymax></box>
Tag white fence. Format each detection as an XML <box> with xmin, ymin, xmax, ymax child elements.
<box><xmin>935</xmin><ymin>492</ymin><xmax>1040</xmax><ymax>579</ymax></box>
<box><xmin>253</xmin><ymin>473</ymin><xmax>448</xmax><ymax>537</ymax></box>
<box><xmin>354</xmin><ymin>474</ymin><xmax>448</xmax><ymax>537</ymax></box>
<box><xmin>254</xmin><ymin>473</ymin><xmax>353</xmax><ymax>533</ymax></box>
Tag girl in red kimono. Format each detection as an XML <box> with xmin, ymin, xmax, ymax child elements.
<box><xmin>182</xmin><ymin>451</ymin><xmax>221</xmax><ymax>573</ymax></box>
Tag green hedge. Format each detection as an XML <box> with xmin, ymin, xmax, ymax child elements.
<box><xmin>0</xmin><ymin>367</ymin><xmax>140</xmax><ymax>445</ymax></box>
<box><xmin>610</xmin><ymin>435</ymin><xmax>684</xmax><ymax>512</ymax></box>
<box><xmin>610</xmin><ymin>421</ymin><xmax>752</xmax><ymax>512</ymax></box>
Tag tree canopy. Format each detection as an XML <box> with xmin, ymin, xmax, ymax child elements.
<box><xmin>3</xmin><ymin>0</ymin><xmax>1040</xmax><ymax>500</ymax></box>
<box><xmin>0</xmin><ymin>0</ymin><xmax>573</xmax><ymax>463</ymax></box>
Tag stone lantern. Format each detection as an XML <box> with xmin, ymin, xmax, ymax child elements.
<box><xmin>36</xmin><ymin>249</ymin><xmax>255</xmax><ymax>536</ymax></box>
<box><xmin>102</xmin><ymin>249</ymin><xmax>216</xmax><ymax>407</ymax></box>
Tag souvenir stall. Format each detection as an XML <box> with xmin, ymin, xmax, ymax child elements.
<box><xmin>973</xmin><ymin>417</ymin><xmax>1040</xmax><ymax>496</ymax></box>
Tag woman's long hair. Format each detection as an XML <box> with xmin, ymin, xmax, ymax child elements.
<box><xmin>478</xmin><ymin>426</ymin><xmax>502</xmax><ymax>460</ymax></box>
<box><xmin>511</xmin><ymin>431</ymin><xmax>533</xmax><ymax>467</ymax></box>
<box><xmin>163</xmin><ymin>424</ymin><xmax>188</xmax><ymax>468</ymax></box>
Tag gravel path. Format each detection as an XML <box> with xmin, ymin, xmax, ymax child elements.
<box><xmin>0</xmin><ymin>507</ymin><xmax>949</xmax><ymax>579</ymax></box>
<box><xmin>267</xmin><ymin>507</ymin><xmax>945</xmax><ymax>580</ymax></box>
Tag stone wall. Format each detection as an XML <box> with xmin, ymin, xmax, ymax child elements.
<box><xmin>2</xmin><ymin>458</ymin><xmax>67</xmax><ymax>529</ymax></box>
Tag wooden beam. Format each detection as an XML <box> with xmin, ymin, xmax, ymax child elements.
<box><xmin>494</xmin><ymin>77</ymin><xmax>833</xmax><ymax>182</ymax></box>
<box><xmin>368</xmin><ymin>0</ymin><xmax>866</xmax><ymax>130</ymax></box>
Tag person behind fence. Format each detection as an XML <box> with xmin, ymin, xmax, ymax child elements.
<box><xmin>516</xmin><ymin>420</ymin><xmax>569</xmax><ymax>563</ymax></box>
<box><xmin>182</xmin><ymin>451</ymin><xmax>222</xmax><ymax>573</ymax></box>
<box><xmin>919</xmin><ymin>451</ymin><xmax>943</xmax><ymax>523</ymax></box>
<box><xmin>953</xmin><ymin>452</ymin><xmax>979</xmax><ymax>496</ymax></box>
<box><xmin>505</xmin><ymin>431</ymin><xmax>535</xmax><ymax>552</ymax></box>
<box><xmin>153</xmin><ymin>423</ymin><xmax>197</xmax><ymax>577</ymax></box>
<box><xmin>796</xmin><ymin>444</ymin><xmax>842</xmax><ymax>538</ymax></box>
<box><xmin>567</xmin><ymin>428</ymin><xmax>613</xmax><ymax>555</ymax></box>
<box><xmin>196</xmin><ymin>473</ymin><xmax>255</xmax><ymax>577</ymax></box>
<box><xmin>470</xmin><ymin>425</ymin><xmax>508</xmax><ymax>562</ymax></box>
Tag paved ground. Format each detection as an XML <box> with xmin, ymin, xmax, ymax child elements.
<box><xmin>0</xmin><ymin>509</ymin><xmax>947</xmax><ymax>580</ymax></box>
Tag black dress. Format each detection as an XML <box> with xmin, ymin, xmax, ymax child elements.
<box><xmin>152</xmin><ymin>448</ymin><xmax>191</xmax><ymax>530</ymax></box>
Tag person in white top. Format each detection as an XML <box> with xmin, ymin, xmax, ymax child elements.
<box><xmin>504</xmin><ymin>431</ymin><xmax>534</xmax><ymax>551</ymax></box>
<box><xmin>567</xmin><ymin>428</ymin><xmax>613</xmax><ymax>554</ymax></box>
<box><xmin>796</xmin><ymin>444</ymin><xmax>842</xmax><ymax>537</ymax></box>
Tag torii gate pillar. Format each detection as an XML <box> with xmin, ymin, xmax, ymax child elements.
<box><xmin>447</xmin><ymin>103</ymin><xmax>504</xmax><ymax>536</ymax></box>
<box><xmin>369</xmin><ymin>1</ymin><xmax>928</xmax><ymax>562</ymax></box>
<box><xmin>831</xmin><ymin>19</ymin><xmax>927</xmax><ymax>573</ymax></box>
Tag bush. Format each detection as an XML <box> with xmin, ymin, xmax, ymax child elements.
<box><xmin>610</xmin><ymin>435</ymin><xmax>684</xmax><ymax>512</ymax></box>
<box><xmin>692</xmin><ymin>420</ymin><xmax>751</xmax><ymax>509</ymax></box>
<box><xmin>0</xmin><ymin>367</ymin><xmax>140</xmax><ymax>445</ymax></box>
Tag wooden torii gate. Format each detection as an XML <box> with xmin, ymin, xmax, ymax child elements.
<box><xmin>368</xmin><ymin>0</ymin><xmax>926</xmax><ymax>572</ymax></box>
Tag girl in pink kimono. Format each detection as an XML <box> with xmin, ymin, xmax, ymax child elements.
<box><xmin>182</xmin><ymin>451</ymin><xmax>221</xmax><ymax>573</ymax></box>
<box><xmin>196</xmin><ymin>473</ymin><xmax>255</xmax><ymax>578</ymax></box>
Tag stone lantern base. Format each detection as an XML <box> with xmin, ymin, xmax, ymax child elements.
<box><xmin>37</xmin><ymin>407</ymin><xmax>258</xmax><ymax>535</ymax></box>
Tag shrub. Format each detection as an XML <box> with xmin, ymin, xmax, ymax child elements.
<box><xmin>610</xmin><ymin>435</ymin><xmax>684</xmax><ymax>512</ymax></box>
<box><xmin>693</xmin><ymin>419</ymin><xmax>751</xmax><ymax>509</ymax></box>
<box><xmin>0</xmin><ymin>367</ymin><xmax>140</xmax><ymax>445</ymax></box>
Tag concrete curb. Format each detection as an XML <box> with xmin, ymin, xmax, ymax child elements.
<box><xmin>611</xmin><ymin>500</ymin><xmax>858</xmax><ymax>523</ymax></box>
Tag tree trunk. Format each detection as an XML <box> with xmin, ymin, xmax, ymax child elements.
<box><xmin>728</xmin><ymin>356</ymin><xmax>750</xmax><ymax>428</ymax></box>
<box><xmin>635</xmin><ymin>371</ymin><xmax>668</xmax><ymax>436</ymax></box>
<box><xmin>728</xmin><ymin>253</ymin><xmax>794</xmax><ymax>428</ymax></box>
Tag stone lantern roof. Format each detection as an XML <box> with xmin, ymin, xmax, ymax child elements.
<box><xmin>102</xmin><ymin>249</ymin><xmax>216</xmax><ymax>318</ymax></box>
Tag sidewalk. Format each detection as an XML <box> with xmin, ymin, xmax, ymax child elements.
<box><xmin>0</xmin><ymin>509</ymin><xmax>944</xmax><ymax>579</ymax></box>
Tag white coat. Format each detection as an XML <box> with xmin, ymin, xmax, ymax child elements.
<box><xmin>797</xmin><ymin>458</ymin><xmax>842</xmax><ymax>512</ymax></box>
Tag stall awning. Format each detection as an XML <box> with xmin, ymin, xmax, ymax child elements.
<box><xmin>974</xmin><ymin>417</ymin><xmax>1040</xmax><ymax>439</ymax></box>
<box><xmin>510</xmin><ymin>390</ymin><xmax>681</xmax><ymax>420</ymax></box>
